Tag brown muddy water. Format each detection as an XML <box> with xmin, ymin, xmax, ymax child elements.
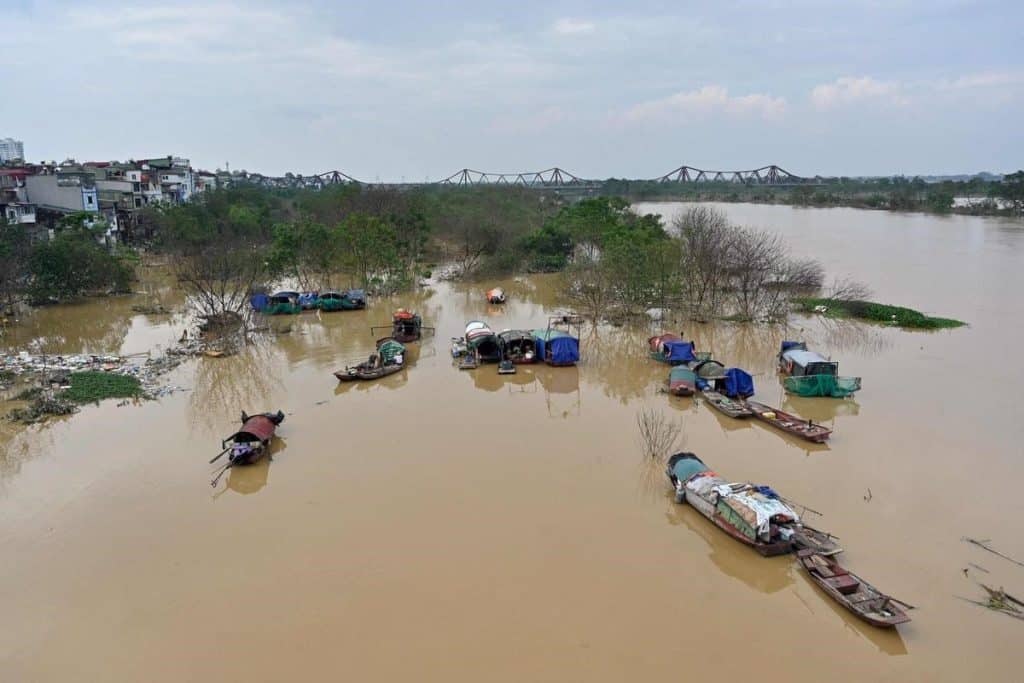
<box><xmin>2</xmin><ymin>204</ymin><xmax>1023</xmax><ymax>681</ymax></box>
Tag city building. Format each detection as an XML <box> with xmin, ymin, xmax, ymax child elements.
<box><xmin>0</xmin><ymin>137</ymin><xmax>25</xmax><ymax>163</ymax></box>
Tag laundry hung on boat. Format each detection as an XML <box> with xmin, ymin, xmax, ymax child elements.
<box><xmin>665</xmin><ymin>453</ymin><xmax>841</xmax><ymax>557</ymax></box>
<box><xmin>778</xmin><ymin>341</ymin><xmax>861</xmax><ymax>397</ymax></box>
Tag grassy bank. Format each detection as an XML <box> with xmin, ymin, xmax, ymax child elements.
<box><xmin>794</xmin><ymin>298</ymin><xmax>966</xmax><ymax>329</ymax></box>
<box><xmin>60</xmin><ymin>371</ymin><xmax>142</xmax><ymax>403</ymax></box>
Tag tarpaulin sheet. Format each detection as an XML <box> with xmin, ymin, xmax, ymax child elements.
<box><xmin>722</xmin><ymin>368</ymin><xmax>755</xmax><ymax>398</ymax></box>
<box><xmin>664</xmin><ymin>340</ymin><xmax>697</xmax><ymax>363</ymax></box>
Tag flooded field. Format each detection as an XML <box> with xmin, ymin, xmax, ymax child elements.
<box><xmin>2</xmin><ymin>204</ymin><xmax>1023</xmax><ymax>681</ymax></box>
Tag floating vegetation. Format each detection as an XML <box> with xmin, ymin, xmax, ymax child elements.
<box><xmin>965</xmin><ymin>585</ymin><xmax>1024</xmax><ymax>622</ymax></box>
<box><xmin>794</xmin><ymin>298</ymin><xmax>966</xmax><ymax>330</ymax></box>
<box><xmin>59</xmin><ymin>371</ymin><xmax>143</xmax><ymax>403</ymax></box>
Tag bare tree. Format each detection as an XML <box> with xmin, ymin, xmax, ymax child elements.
<box><xmin>673</xmin><ymin>207</ymin><xmax>733</xmax><ymax>321</ymax></box>
<box><xmin>636</xmin><ymin>407</ymin><xmax>685</xmax><ymax>461</ymax></box>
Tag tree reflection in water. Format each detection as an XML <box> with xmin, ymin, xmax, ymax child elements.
<box><xmin>188</xmin><ymin>339</ymin><xmax>285</xmax><ymax>436</ymax></box>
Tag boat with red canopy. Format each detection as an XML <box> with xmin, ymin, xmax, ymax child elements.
<box><xmin>210</xmin><ymin>410</ymin><xmax>285</xmax><ymax>486</ymax></box>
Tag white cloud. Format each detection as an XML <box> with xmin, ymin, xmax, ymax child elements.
<box><xmin>552</xmin><ymin>18</ymin><xmax>596</xmax><ymax>35</ymax></box>
<box><xmin>810</xmin><ymin>76</ymin><xmax>906</xmax><ymax>109</ymax></box>
<box><xmin>623</xmin><ymin>85</ymin><xmax>787</xmax><ymax>123</ymax></box>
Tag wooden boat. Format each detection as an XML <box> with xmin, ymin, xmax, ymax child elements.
<box><xmin>745</xmin><ymin>400</ymin><xmax>832</xmax><ymax>443</ymax></box>
<box><xmin>334</xmin><ymin>361</ymin><xmax>403</xmax><ymax>382</ymax></box>
<box><xmin>334</xmin><ymin>341</ymin><xmax>405</xmax><ymax>382</ymax></box>
<box><xmin>486</xmin><ymin>287</ymin><xmax>506</xmax><ymax>304</ymax></box>
<box><xmin>668</xmin><ymin>366</ymin><xmax>697</xmax><ymax>396</ymax></box>
<box><xmin>497</xmin><ymin>329</ymin><xmax>537</xmax><ymax>364</ymax></box>
<box><xmin>373</xmin><ymin>309</ymin><xmax>429</xmax><ymax>343</ymax></box>
<box><xmin>210</xmin><ymin>410</ymin><xmax>284</xmax><ymax>485</ymax></box>
<box><xmin>797</xmin><ymin>550</ymin><xmax>912</xmax><ymax>628</ymax></box>
<box><xmin>318</xmin><ymin>289</ymin><xmax>366</xmax><ymax>311</ymax></box>
<box><xmin>701</xmin><ymin>389</ymin><xmax>755</xmax><ymax>418</ymax></box>
<box><xmin>665</xmin><ymin>453</ymin><xmax>841</xmax><ymax>557</ymax></box>
<box><xmin>498</xmin><ymin>359</ymin><xmax>516</xmax><ymax>375</ymax></box>
<box><xmin>671</xmin><ymin>454</ymin><xmax>798</xmax><ymax>557</ymax></box>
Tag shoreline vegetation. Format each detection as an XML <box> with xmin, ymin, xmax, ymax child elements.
<box><xmin>604</xmin><ymin>170</ymin><xmax>1024</xmax><ymax>217</ymax></box>
<box><xmin>3</xmin><ymin>181</ymin><xmax>985</xmax><ymax>368</ymax></box>
<box><xmin>7</xmin><ymin>371</ymin><xmax>143</xmax><ymax>424</ymax></box>
<box><xmin>792</xmin><ymin>298</ymin><xmax>966</xmax><ymax>330</ymax></box>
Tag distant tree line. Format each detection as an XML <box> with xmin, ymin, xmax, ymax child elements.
<box><xmin>600</xmin><ymin>171</ymin><xmax>1024</xmax><ymax>216</ymax></box>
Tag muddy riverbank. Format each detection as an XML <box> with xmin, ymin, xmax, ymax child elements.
<box><xmin>1</xmin><ymin>204</ymin><xmax>1023</xmax><ymax>681</ymax></box>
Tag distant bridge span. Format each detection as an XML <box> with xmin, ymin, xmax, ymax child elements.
<box><xmin>234</xmin><ymin>164</ymin><xmax>814</xmax><ymax>189</ymax></box>
<box><xmin>655</xmin><ymin>164</ymin><xmax>810</xmax><ymax>185</ymax></box>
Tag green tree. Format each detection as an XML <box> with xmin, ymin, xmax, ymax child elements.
<box><xmin>993</xmin><ymin>170</ymin><xmax>1024</xmax><ymax>213</ymax></box>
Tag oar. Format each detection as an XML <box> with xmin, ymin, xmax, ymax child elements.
<box><xmin>884</xmin><ymin>595</ymin><xmax>917</xmax><ymax>610</ymax></box>
<box><xmin>210</xmin><ymin>462</ymin><xmax>232</xmax><ymax>487</ymax></box>
<box><xmin>209</xmin><ymin>445</ymin><xmax>231</xmax><ymax>464</ymax></box>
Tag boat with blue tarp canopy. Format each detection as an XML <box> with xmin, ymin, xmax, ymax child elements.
<box><xmin>533</xmin><ymin>328</ymin><xmax>580</xmax><ymax>366</ymax></box>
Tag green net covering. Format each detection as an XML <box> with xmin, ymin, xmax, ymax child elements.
<box><xmin>784</xmin><ymin>374</ymin><xmax>861</xmax><ymax>398</ymax></box>
<box><xmin>378</xmin><ymin>340</ymin><xmax>405</xmax><ymax>364</ymax></box>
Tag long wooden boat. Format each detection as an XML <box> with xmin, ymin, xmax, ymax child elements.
<box><xmin>701</xmin><ymin>389</ymin><xmax>755</xmax><ymax>418</ymax></box>
<box><xmin>745</xmin><ymin>400</ymin><xmax>832</xmax><ymax>443</ymax></box>
<box><xmin>334</xmin><ymin>362</ymin><xmax>403</xmax><ymax>382</ymax></box>
<box><xmin>210</xmin><ymin>410</ymin><xmax>284</xmax><ymax>485</ymax></box>
<box><xmin>665</xmin><ymin>453</ymin><xmax>840</xmax><ymax>557</ymax></box>
<box><xmin>797</xmin><ymin>550</ymin><xmax>912</xmax><ymax>628</ymax></box>
<box><xmin>334</xmin><ymin>341</ymin><xmax>405</xmax><ymax>382</ymax></box>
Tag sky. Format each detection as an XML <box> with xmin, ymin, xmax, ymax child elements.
<box><xmin>1</xmin><ymin>1</ymin><xmax>1021</xmax><ymax>179</ymax></box>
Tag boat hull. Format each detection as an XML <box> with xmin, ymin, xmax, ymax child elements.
<box><xmin>334</xmin><ymin>364</ymin><xmax>403</xmax><ymax>382</ymax></box>
<box><xmin>680</xmin><ymin>486</ymin><xmax>792</xmax><ymax>557</ymax></box>
<box><xmin>701</xmin><ymin>389</ymin><xmax>754</xmax><ymax>418</ymax></box>
<box><xmin>797</xmin><ymin>550</ymin><xmax>911</xmax><ymax>628</ymax></box>
<box><xmin>745</xmin><ymin>400</ymin><xmax>832</xmax><ymax>442</ymax></box>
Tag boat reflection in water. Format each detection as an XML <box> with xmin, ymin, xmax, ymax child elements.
<box><xmin>213</xmin><ymin>438</ymin><xmax>286</xmax><ymax>498</ymax></box>
<box><xmin>662</xmin><ymin>491</ymin><xmax>794</xmax><ymax>595</ymax></box>
<box><xmin>464</xmin><ymin>362</ymin><xmax>580</xmax><ymax>417</ymax></box>
<box><xmin>794</xmin><ymin>567</ymin><xmax>909</xmax><ymax>656</ymax></box>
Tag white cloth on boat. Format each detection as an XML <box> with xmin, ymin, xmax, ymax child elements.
<box><xmin>709</xmin><ymin>485</ymin><xmax>799</xmax><ymax>537</ymax></box>
<box><xmin>685</xmin><ymin>474</ymin><xmax>726</xmax><ymax>498</ymax></box>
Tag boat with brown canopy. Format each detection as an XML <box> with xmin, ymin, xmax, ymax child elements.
<box><xmin>209</xmin><ymin>410</ymin><xmax>285</xmax><ymax>486</ymax></box>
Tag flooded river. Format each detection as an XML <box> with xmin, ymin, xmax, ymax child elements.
<box><xmin>2</xmin><ymin>204</ymin><xmax>1023</xmax><ymax>681</ymax></box>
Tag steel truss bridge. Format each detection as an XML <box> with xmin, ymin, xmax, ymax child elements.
<box><xmin>234</xmin><ymin>164</ymin><xmax>814</xmax><ymax>190</ymax></box>
<box><xmin>654</xmin><ymin>164</ymin><xmax>809</xmax><ymax>185</ymax></box>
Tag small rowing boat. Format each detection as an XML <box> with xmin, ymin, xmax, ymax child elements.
<box><xmin>745</xmin><ymin>400</ymin><xmax>832</xmax><ymax>443</ymax></box>
<box><xmin>797</xmin><ymin>550</ymin><xmax>912</xmax><ymax>628</ymax></box>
